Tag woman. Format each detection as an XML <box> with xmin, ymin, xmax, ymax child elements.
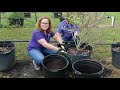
<box><xmin>27</xmin><ymin>16</ymin><xmax>64</xmax><ymax>70</ymax></box>
<box><xmin>55</xmin><ymin>13</ymin><xmax>80</xmax><ymax>44</ymax></box>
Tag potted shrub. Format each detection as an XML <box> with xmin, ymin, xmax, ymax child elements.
<box><xmin>64</xmin><ymin>43</ymin><xmax>93</xmax><ymax>66</ymax></box>
<box><xmin>8</xmin><ymin>12</ymin><xmax>24</xmax><ymax>27</ymax></box>
<box><xmin>59</xmin><ymin>12</ymin><xmax>106</xmax><ymax>70</ymax></box>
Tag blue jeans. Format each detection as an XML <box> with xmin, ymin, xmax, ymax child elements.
<box><xmin>63</xmin><ymin>37</ymin><xmax>73</xmax><ymax>41</ymax></box>
<box><xmin>28</xmin><ymin>48</ymin><xmax>58</xmax><ymax>65</ymax></box>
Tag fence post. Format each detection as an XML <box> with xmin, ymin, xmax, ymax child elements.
<box><xmin>111</xmin><ymin>16</ymin><xmax>115</xmax><ymax>27</ymax></box>
<box><xmin>35</xmin><ymin>12</ymin><xmax>37</xmax><ymax>23</ymax></box>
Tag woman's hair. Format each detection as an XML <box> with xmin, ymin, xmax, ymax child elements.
<box><xmin>35</xmin><ymin>16</ymin><xmax>52</xmax><ymax>33</ymax></box>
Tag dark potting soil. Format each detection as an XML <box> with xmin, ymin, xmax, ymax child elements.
<box><xmin>45</xmin><ymin>59</ymin><xmax>66</xmax><ymax>69</ymax></box>
<box><xmin>113</xmin><ymin>47</ymin><xmax>120</xmax><ymax>52</ymax></box>
<box><xmin>74</xmin><ymin>64</ymin><xmax>101</xmax><ymax>74</ymax></box>
<box><xmin>67</xmin><ymin>47</ymin><xmax>91</xmax><ymax>55</ymax></box>
<box><xmin>0</xmin><ymin>47</ymin><xmax>13</xmax><ymax>53</ymax></box>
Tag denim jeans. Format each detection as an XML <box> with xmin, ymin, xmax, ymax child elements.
<box><xmin>28</xmin><ymin>48</ymin><xmax>58</xmax><ymax>65</ymax></box>
<box><xmin>63</xmin><ymin>37</ymin><xmax>73</xmax><ymax>41</ymax></box>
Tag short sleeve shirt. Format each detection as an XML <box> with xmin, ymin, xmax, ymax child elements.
<box><xmin>56</xmin><ymin>20</ymin><xmax>80</xmax><ymax>40</ymax></box>
<box><xmin>27</xmin><ymin>29</ymin><xmax>54</xmax><ymax>51</ymax></box>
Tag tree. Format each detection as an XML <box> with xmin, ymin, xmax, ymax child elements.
<box><xmin>61</xmin><ymin>12</ymin><xmax>107</xmax><ymax>51</ymax></box>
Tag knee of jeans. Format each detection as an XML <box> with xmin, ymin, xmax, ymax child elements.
<box><xmin>35</xmin><ymin>56</ymin><xmax>44</xmax><ymax>64</ymax></box>
<box><xmin>52</xmin><ymin>50</ymin><xmax>58</xmax><ymax>54</ymax></box>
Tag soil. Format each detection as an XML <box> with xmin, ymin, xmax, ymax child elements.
<box><xmin>67</xmin><ymin>47</ymin><xmax>92</xmax><ymax>55</ymax></box>
<box><xmin>1</xmin><ymin>57</ymin><xmax>120</xmax><ymax>78</ymax></box>
<box><xmin>1</xmin><ymin>46</ymin><xmax>120</xmax><ymax>78</ymax></box>
<box><xmin>1</xmin><ymin>60</ymin><xmax>44</xmax><ymax>78</ymax></box>
<box><xmin>44</xmin><ymin>59</ymin><xmax>66</xmax><ymax>69</ymax></box>
<box><xmin>74</xmin><ymin>63</ymin><xmax>101</xmax><ymax>74</ymax></box>
<box><xmin>113</xmin><ymin>47</ymin><xmax>120</xmax><ymax>52</ymax></box>
<box><xmin>0</xmin><ymin>47</ymin><xmax>13</xmax><ymax>53</ymax></box>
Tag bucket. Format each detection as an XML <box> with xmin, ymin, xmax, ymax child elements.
<box><xmin>64</xmin><ymin>43</ymin><xmax>92</xmax><ymax>66</ymax></box>
<box><xmin>72</xmin><ymin>59</ymin><xmax>104</xmax><ymax>78</ymax></box>
<box><xmin>0</xmin><ymin>41</ymin><xmax>16</xmax><ymax>71</ymax></box>
<box><xmin>111</xmin><ymin>42</ymin><xmax>120</xmax><ymax>69</ymax></box>
<box><xmin>42</xmin><ymin>54</ymin><xmax>69</xmax><ymax>78</ymax></box>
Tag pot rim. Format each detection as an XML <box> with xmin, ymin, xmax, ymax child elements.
<box><xmin>72</xmin><ymin>59</ymin><xmax>104</xmax><ymax>75</ymax></box>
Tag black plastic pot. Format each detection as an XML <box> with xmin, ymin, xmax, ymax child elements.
<box><xmin>59</xmin><ymin>17</ymin><xmax>64</xmax><ymax>22</ymax></box>
<box><xmin>0</xmin><ymin>41</ymin><xmax>16</xmax><ymax>71</ymax></box>
<box><xmin>111</xmin><ymin>42</ymin><xmax>120</xmax><ymax>69</ymax></box>
<box><xmin>8</xmin><ymin>18</ymin><xmax>24</xmax><ymax>27</ymax></box>
<box><xmin>72</xmin><ymin>59</ymin><xmax>104</xmax><ymax>78</ymax></box>
<box><xmin>53</xmin><ymin>12</ymin><xmax>62</xmax><ymax>18</ymax></box>
<box><xmin>53</xmin><ymin>12</ymin><xmax>60</xmax><ymax>18</ymax></box>
<box><xmin>24</xmin><ymin>12</ymin><xmax>31</xmax><ymax>18</ymax></box>
<box><xmin>63</xmin><ymin>43</ymin><xmax>92</xmax><ymax>66</ymax></box>
<box><xmin>42</xmin><ymin>54</ymin><xmax>69</xmax><ymax>78</ymax></box>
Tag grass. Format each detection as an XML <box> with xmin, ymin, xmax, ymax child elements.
<box><xmin>1</xmin><ymin>12</ymin><xmax>120</xmax><ymax>78</ymax></box>
<box><xmin>1</xmin><ymin>27</ymin><xmax>120</xmax><ymax>61</ymax></box>
<box><xmin>1</xmin><ymin>12</ymin><xmax>60</xmax><ymax>28</ymax></box>
<box><xmin>1</xmin><ymin>12</ymin><xmax>120</xmax><ymax>65</ymax></box>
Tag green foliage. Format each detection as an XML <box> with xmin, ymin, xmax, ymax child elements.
<box><xmin>9</xmin><ymin>12</ymin><xmax>24</xmax><ymax>19</ymax></box>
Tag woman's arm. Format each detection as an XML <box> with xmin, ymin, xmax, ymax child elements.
<box><xmin>37</xmin><ymin>38</ymin><xmax>59</xmax><ymax>51</ymax></box>
<box><xmin>53</xmin><ymin>32</ymin><xmax>63</xmax><ymax>44</ymax></box>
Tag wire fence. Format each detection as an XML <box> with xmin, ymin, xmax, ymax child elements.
<box><xmin>0</xmin><ymin>12</ymin><xmax>38</xmax><ymax>28</ymax></box>
<box><xmin>0</xmin><ymin>12</ymin><xmax>118</xmax><ymax>61</ymax></box>
<box><xmin>0</xmin><ymin>12</ymin><xmax>63</xmax><ymax>28</ymax></box>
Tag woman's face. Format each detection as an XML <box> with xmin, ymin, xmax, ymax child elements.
<box><xmin>40</xmin><ymin>19</ymin><xmax>49</xmax><ymax>30</ymax></box>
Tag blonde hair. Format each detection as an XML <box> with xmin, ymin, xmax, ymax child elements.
<box><xmin>35</xmin><ymin>16</ymin><xmax>52</xmax><ymax>33</ymax></box>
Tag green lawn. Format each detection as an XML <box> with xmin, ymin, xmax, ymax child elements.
<box><xmin>1</xmin><ymin>12</ymin><xmax>60</xmax><ymax>28</ymax></box>
<box><xmin>1</xmin><ymin>12</ymin><xmax>120</xmax><ymax>61</ymax></box>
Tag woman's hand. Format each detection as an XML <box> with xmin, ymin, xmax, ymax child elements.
<box><xmin>57</xmin><ymin>48</ymin><xmax>67</xmax><ymax>54</ymax></box>
<box><xmin>57</xmin><ymin>42</ymin><xmax>66</xmax><ymax>50</ymax></box>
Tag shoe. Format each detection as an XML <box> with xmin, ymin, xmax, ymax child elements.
<box><xmin>33</xmin><ymin>60</ymin><xmax>40</xmax><ymax>70</ymax></box>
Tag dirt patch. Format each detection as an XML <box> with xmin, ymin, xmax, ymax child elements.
<box><xmin>0</xmin><ymin>60</ymin><xmax>44</xmax><ymax>78</ymax></box>
<box><xmin>1</xmin><ymin>57</ymin><xmax>120</xmax><ymax>78</ymax></box>
<box><xmin>99</xmin><ymin>57</ymin><xmax>120</xmax><ymax>78</ymax></box>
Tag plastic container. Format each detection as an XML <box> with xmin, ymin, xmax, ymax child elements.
<box><xmin>0</xmin><ymin>41</ymin><xmax>16</xmax><ymax>71</ymax></box>
<box><xmin>111</xmin><ymin>42</ymin><xmax>120</xmax><ymax>69</ymax></box>
<box><xmin>72</xmin><ymin>59</ymin><xmax>104</xmax><ymax>78</ymax></box>
<box><xmin>42</xmin><ymin>54</ymin><xmax>69</xmax><ymax>78</ymax></box>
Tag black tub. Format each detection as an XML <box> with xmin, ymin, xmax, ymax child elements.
<box><xmin>0</xmin><ymin>41</ymin><xmax>16</xmax><ymax>71</ymax></box>
<box><xmin>64</xmin><ymin>43</ymin><xmax>92</xmax><ymax>66</ymax></box>
<box><xmin>42</xmin><ymin>54</ymin><xmax>69</xmax><ymax>78</ymax></box>
<box><xmin>111</xmin><ymin>42</ymin><xmax>120</xmax><ymax>69</ymax></box>
<box><xmin>72</xmin><ymin>59</ymin><xmax>104</xmax><ymax>78</ymax></box>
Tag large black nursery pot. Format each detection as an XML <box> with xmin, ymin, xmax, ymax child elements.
<box><xmin>72</xmin><ymin>59</ymin><xmax>104</xmax><ymax>78</ymax></box>
<box><xmin>63</xmin><ymin>43</ymin><xmax>93</xmax><ymax>66</ymax></box>
<box><xmin>111</xmin><ymin>42</ymin><xmax>120</xmax><ymax>69</ymax></box>
<box><xmin>53</xmin><ymin>12</ymin><xmax>61</xmax><ymax>18</ymax></box>
<box><xmin>42</xmin><ymin>54</ymin><xmax>69</xmax><ymax>78</ymax></box>
<box><xmin>0</xmin><ymin>41</ymin><xmax>16</xmax><ymax>71</ymax></box>
<box><xmin>8</xmin><ymin>18</ymin><xmax>24</xmax><ymax>27</ymax></box>
<box><xmin>24</xmin><ymin>12</ymin><xmax>31</xmax><ymax>18</ymax></box>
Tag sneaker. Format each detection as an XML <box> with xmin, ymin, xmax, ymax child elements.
<box><xmin>33</xmin><ymin>60</ymin><xmax>40</xmax><ymax>70</ymax></box>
